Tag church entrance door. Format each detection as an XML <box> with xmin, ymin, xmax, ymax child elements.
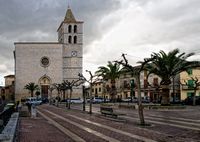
<box><xmin>39</xmin><ymin>76</ymin><xmax>51</xmax><ymax>101</ymax></box>
<box><xmin>41</xmin><ymin>85</ymin><xmax>48</xmax><ymax>99</ymax></box>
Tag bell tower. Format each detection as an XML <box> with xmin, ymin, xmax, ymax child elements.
<box><xmin>57</xmin><ymin>6</ymin><xmax>83</xmax><ymax>97</ymax></box>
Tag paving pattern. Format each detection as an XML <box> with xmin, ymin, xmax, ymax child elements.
<box><xmin>18</xmin><ymin>104</ymin><xmax>200</xmax><ymax>142</ymax></box>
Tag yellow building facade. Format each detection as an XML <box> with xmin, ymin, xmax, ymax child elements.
<box><xmin>180</xmin><ymin>68</ymin><xmax>200</xmax><ymax>100</ymax></box>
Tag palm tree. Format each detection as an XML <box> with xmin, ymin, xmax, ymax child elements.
<box><xmin>145</xmin><ymin>49</ymin><xmax>200</xmax><ymax>105</ymax></box>
<box><xmin>24</xmin><ymin>82</ymin><xmax>39</xmax><ymax>97</ymax></box>
<box><xmin>95</xmin><ymin>61</ymin><xmax>122</xmax><ymax>101</ymax></box>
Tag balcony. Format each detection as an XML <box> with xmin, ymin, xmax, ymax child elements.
<box><xmin>181</xmin><ymin>85</ymin><xmax>196</xmax><ymax>90</ymax></box>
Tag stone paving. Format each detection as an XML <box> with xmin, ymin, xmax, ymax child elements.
<box><xmin>17</xmin><ymin>104</ymin><xmax>200</xmax><ymax>142</ymax></box>
<box><xmin>17</xmin><ymin>106</ymin><xmax>74</xmax><ymax>142</ymax></box>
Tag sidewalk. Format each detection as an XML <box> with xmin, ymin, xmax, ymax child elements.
<box><xmin>17</xmin><ymin>105</ymin><xmax>73</xmax><ymax>142</ymax></box>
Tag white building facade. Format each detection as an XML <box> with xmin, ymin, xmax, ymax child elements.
<box><xmin>14</xmin><ymin>7</ymin><xmax>83</xmax><ymax>101</ymax></box>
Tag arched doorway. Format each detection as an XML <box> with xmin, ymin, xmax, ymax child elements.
<box><xmin>39</xmin><ymin>76</ymin><xmax>51</xmax><ymax>99</ymax></box>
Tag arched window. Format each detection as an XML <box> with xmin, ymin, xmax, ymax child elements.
<box><xmin>68</xmin><ymin>25</ymin><xmax>72</xmax><ymax>33</ymax></box>
<box><xmin>74</xmin><ymin>25</ymin><xmax>77</xmax><ymax>33</ymax></box>
<box><xmin>68</xmin><ymin>36</ymin><xmax>72</xmax><ymax>44</ymax></box>
<box><xmin>74</xmin><ymin>36</ymin><xmax>77</xmax><ymax>44</ymax></box>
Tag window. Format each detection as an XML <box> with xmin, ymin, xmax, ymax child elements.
<box><xmin>124</xmin><ymin>80</ymin><xmax>130</xmax><ymax>89</ymax></box>
<box><xmin>144</xmin><ymin>79</ymin><xmax>148</xmax><ymax>88</ymax></box>
<box><xmin>95</xmin><ymin>88</ymin><xmax>98</xmax><ymax>94</ymax></box>
<box><xmin>68</xmin><ymin>25</ymin><xmax>72</xmax><ymax>33</ymax></box>
<box><xmin>74</xmin><ymin>25</ymin><xmax>77</xmax><ymax>33</ymax></box>
<box><xmin>188</xmin><ymin>80</ymin><xmax>194</xmax><ymax>89</ymax></box>
<box><xmin>153</xmin><ymin>78</ymin><xmax>158</xmax><ymax>86</ymax></box>
<box><xmin>187</xmin><ymin>92</ymin><xmax>194</xmax><ymax>97</ymax></box>
<box><xmin>74</xmin><ymin>36</ymin><xmax>77</xmax><ymax>44</ymax></box>
<box><xmin>99</xmin><ymin>88</ymin><xmax>101</xmax><ymax>92</ymax></box>
<box><xmin>41</xmin><ymin>57</ymin><xmax>50</xmax><ymax>67</ymax></box>
<box><xmin>92</xmin><ymin>88</ymin><xmax>94</xmax><ymax>92</ymax></box>
<box><xmin>187</xmin><ymin>69</ymin><xmax>193</xmax><ymax>75</ymax></box>
<box><xmin>68</xmin><ymin>36</ymin><xmax>72</xmax><ymax>44</ymax></box>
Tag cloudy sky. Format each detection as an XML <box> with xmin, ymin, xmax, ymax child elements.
<box><xmin>0</xmin><ymin>0</ymin><xmax>200</xmax><ymax>85</ymax></box>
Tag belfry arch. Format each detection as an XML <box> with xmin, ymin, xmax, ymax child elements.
<box><xmin>39</xmin><ymin>75</ymin><xmax>51</xmax><ymax>99</ymax></box>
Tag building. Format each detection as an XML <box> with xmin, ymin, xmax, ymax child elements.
<box><xmin>3</xmin><ymin>75</ymin><xmax>15</xmax><ymax>101</ymax></box>
<box><xmin>90</xmin><ymin>69</ymin><xmax>180</xmax><ymax>103</ymax></box>
<box><xmin>180</xmin><ymin>68</ymin><xmax>200</xmax><ymax>100</ymax></box>
<box><xmin>14</xmin><ymin>7</ymin><xmax>83</xmax><ymax>101</ymax></box>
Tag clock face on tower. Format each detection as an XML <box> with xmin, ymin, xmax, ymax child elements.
<box><xmin>71</xmin><ymin>51</ymin><xmax>77</xmax><ymax>57</ymax></box>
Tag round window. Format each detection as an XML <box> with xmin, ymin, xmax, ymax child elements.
<box><xmin>41</xmin><ymin>57</ymin><xmax>50</xmax><ymax>67</ymax></box>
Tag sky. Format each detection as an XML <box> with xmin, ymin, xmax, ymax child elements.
<box><xmin>0</xmin><ymin>0</ymin><xmax>200</xmax><ymax>85</ymax></box>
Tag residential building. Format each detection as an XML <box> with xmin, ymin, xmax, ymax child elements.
<box><xmin>4</xmin><ymin>75</ymin><xmax>15</xmax><ymax>101</ymax></box>
<box><xmin>180</xmin><ymin>68</ymin><xmax>200</xmax><ymax>100</ymax></box>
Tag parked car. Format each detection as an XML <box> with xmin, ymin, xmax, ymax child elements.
<box><xmin>122</xmin><ymin>97</ymin><xmax>131</xmax><ymax>102</ymax></box>
<box><xmin>122</xmin><ymin>97</ymin><xmax>138</xmax><ymax>103</ymax></box>
<box><xmin>68</xmin><ymin>98</ymin><xmax>83</xmax><ymax>104</ymax></box>
<box><xmin>93</xmin><ymin>97</ymin><xmax>104</xmax><ymax>103</ymax></box>
<box><xmin>26</xmin><ymin>97</ymin><xmax>42</xmax><ymax>105</ymax></box>
<box><xmin>3</xmin><ymin>102</ymin><xmax>15</xmax><ymax>111</ymax></box>
<box><xmin>170</xmin><ymin>98</ymin><xmax>182</xmax><ymax>104</ymax></box>
<box><xmin>183</xmin><ymin>96</ymin><xmax>200</xmax><ymax>105</ymax></box>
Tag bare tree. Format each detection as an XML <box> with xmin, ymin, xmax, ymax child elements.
<box><xmin>53</xmin><ymin>83</ymin><xmax>61</xmax><ymax>106</ymax></box>
<box><xmin>115</xmin><ymin>54</ymin><xmax>152</xmax><ymax>125</ymax></box>
<box><xmin>63</xmin><ymin>79</ymin><xmax>83</xmax><ymax>109</ymax></box>
<box><xmin>78</xmin><ymin>71</ymin><xmax>98</xmax><ymax>114</ymax></box>
<box><xmin>48</xmin><ymin>85</ymin><xmax>55</xmax><ymax>105</ymax></box>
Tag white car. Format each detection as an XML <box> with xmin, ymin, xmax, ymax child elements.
<box><xmin>68</xmin><ymin>98</ymin><xmax>83</xmax><ymax>104</ymax></box>
<box><xmin>93</xmin><ymin>97</ymin><xmax>104</xmax><ymax>103</ymax></box>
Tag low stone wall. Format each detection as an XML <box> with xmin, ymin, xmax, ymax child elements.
<box><xmin>0</xmin><ymin>113</ymin><xmax>19</xmax><ymax>142</ymax></box>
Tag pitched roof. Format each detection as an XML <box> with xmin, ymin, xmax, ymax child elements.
<box><xmin>64</xmin><ymin>8</ymin><xmax>76</xmax><ymax>23</ymax></box>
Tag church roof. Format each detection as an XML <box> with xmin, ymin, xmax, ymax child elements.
<box><xmin>57</xmin><ymin>7</ymin><xmax>83</xmax><ymax>32</ymax></box>
<box><xmin>64</xmin><ymin>8</ymin><xmax>76</xmax><ymax>23</ymax></box>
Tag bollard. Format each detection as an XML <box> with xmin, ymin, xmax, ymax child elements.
<box><xmin>31</xmin><ymin>104</ymin><xmax>37</xmax><ymax>118</ymax></box>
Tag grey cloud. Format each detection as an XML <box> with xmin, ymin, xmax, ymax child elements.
<box><xmin>0</xmin><ymin>0</ymin><xmax>121</xmax><ymax>77</ymax></box>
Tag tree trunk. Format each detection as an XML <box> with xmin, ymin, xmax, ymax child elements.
<box><xmin>66</xmin><ymin>90</ymin><xmax>69</xmax><ymax>107</ymax></box>
<box><xmin>63</xmin><ymin>90</ymin><xmax>65</xmax><ymax>100</ymax></box>
<box><xmin>160</xmin><ymin>85</ymin><xmax>170</xmax><ymax>105</ymax></box>
<box><xmin>136</xmin><ymin>75</ymin><xmax>145</xmax><ymax>125</ymax></box>
<box><xmin>172</xmin><ymin>77</ymin><xmax>175</xmax><ymax>103</ymax></box>
<box><xmin>31</xmin><ymin>91</ymin><xmax>34</xmax><ymax>97</ymax></box>
<box><xmin>68</xmin><ymin>90</ymin><xmax>72</xmax><ymax>109</ymax></box>
<box><xmin>82</xmin><ymin>86</ymin><xmax>86</xmax><ymax>111</ymax></box>
<box><xmin>111</xmin><ymin>80</ymin><xmax>116</xmax><ymax>102</ymax></box>
<box><xmin>193</xmin><ymin>89</ymin><xmax>196</xmax><ymax>106</ymax></box>
<box><xmin>89</xmin><ymin>83</ymin><xmax>93</xmax><ymax>114</ymax></box>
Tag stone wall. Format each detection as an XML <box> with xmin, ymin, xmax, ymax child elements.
<box><xmin>14</xmin><ymin>43</ymin><xmax>63</xmax><ymax>101</ymax></box>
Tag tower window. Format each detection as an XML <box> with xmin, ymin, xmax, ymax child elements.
<box><xmin>68</xmin><ymin>25</ymin><xmax>72</xmax><ymax>33</ymax></box>
<box><xmin>74</xmin><ymin>25</ymin><xmax>77</xmax><ymax>33</ymax></box>
<box><xmin>74</xmin><ymin>36</ymin><xmax>77</xmax><ymax>44</ymax></box>
<box><xmin>68</xmin><ymin>36</ymin><xmax>72</xmax><ymax>44</ymax></box>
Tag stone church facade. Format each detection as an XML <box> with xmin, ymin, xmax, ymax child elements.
<box><xmin>14</xmin><ymin>7</ymin><xmax>83</xmax><ymax>101</ymax></box>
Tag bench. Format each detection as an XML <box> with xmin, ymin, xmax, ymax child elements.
<box><xmin>100</xmin><ymin>106</ymin><xmax>118</xmax><ymax>118</ymax></box>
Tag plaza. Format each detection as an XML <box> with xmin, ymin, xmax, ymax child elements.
<box><xmin>17</xmin><ymin>103</ymin><xmax>200</xmax><ymax>142</ymax></box>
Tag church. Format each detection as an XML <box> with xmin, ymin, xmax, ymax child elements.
<box><xmin>14</xmin><ymin>7</ymin><xmax>83</xmax><ymax>101</ymax></box>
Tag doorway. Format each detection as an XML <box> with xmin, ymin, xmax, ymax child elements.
<box><xmin>39</xmin><ymin>76</ymin><xmax>51</xmax><ymax>100</ymax></box>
